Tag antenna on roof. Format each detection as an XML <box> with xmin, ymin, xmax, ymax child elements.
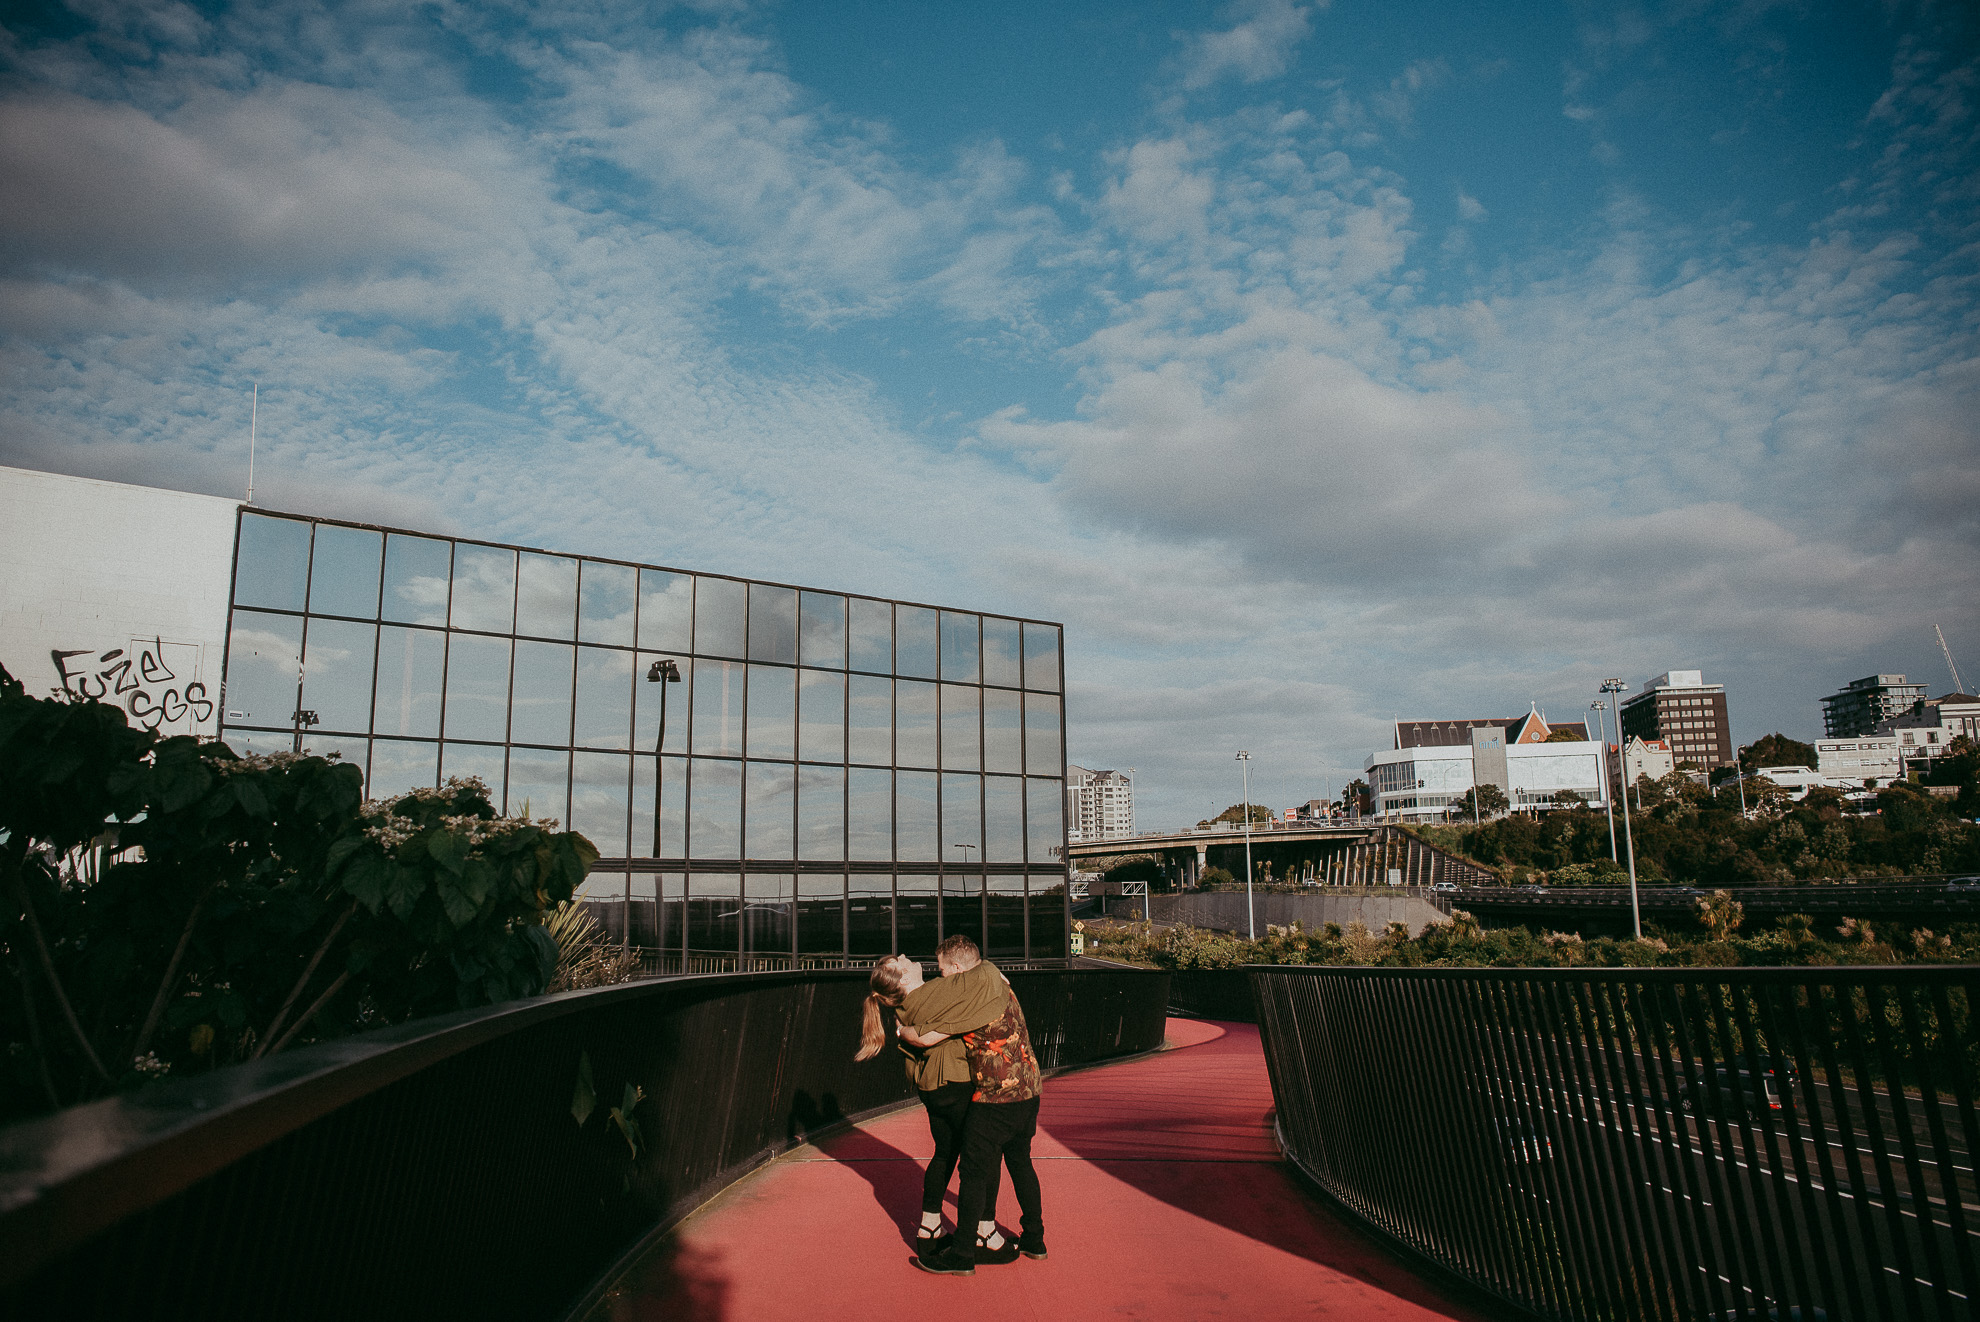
<box><xmin>246</xmin><ymin>382</ymin><xmax>258</xmax><ymax>505</ymax></box>
<box><xmin>1936</xmin><ymin>624</ymin><xmax>1966</xmax><ymax>695</ymax></box>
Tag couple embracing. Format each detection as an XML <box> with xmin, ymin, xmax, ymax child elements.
<box><xmin>855</xmin><ymin>934</ymin><xmax>1046</xmax><ymax>1276</ymax></box>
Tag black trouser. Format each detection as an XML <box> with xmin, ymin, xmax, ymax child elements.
<box><xmin>953</xmin><ymin>1096</ymin><xmax>1042</xmax><ymax>1260</ymax></box>
<box><xmin>917</xmin><ymin>1080</ymin><xmax>996</xmax><ymax>1216</ymax></box>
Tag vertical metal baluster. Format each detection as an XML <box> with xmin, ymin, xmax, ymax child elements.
<box><xmin>1722</xmin><ymin>976</ymin><xmax>1821</xmax><ymax>1314</ymax></box>
<box><xmin>1661</xmin><ymin>979</ymin><xmax>1758</xmax><ymax>1318</ymax></box>
<box><xmin>1862</xmin><ymin>980</ymin><xmax>1955</xmax><ymax>1319</ymax></box>
<box><xmin>1894</xmin><ymin>978</ymin><xmax>1976</xmax><ymax>1311</ymax></box>
<box><xmin>1837</xmin><ymin>976</ymin><xmax>1934</xmax><ymax>1319</ymax></box>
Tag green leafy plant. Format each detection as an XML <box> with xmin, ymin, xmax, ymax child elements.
<box><xmin>1</xmin><ymin>665</ymin><xmax>599</xmax><ymax>1123</ymax></box>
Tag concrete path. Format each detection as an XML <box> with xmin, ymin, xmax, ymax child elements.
<box><xmin>595</xmin><ymin>1018</ymin><xmax>1496</xmax><ymax>1320</ymax></box>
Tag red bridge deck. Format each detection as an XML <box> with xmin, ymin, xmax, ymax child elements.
<box><xmin>596</xmin><ymin>1019</ymin><xmax>1494</xmax><ymax>1320</ymax></box>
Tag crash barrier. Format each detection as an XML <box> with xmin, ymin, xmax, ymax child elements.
<box><xmin>0</xmin><ymin>962</ymin><xmax>1168</xmax><ymax>1321</ymax></box>
<box><xmin>1253</xmin><ymin>964</ymin><xmax>1980</xmax><ymax>1322</ymax></box>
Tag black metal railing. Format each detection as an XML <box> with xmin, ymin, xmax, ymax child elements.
<box><xmin>1252</xmin><ymin>964</ymin><xmax>1980</xmax><ymax>1322</ymax></box>
<box><xmin>1</xmin><ymin>962</ymin><xmax>1167</xmax><ymax>1322</ymax></box>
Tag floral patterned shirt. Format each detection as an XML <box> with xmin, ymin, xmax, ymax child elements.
<box><xmin>914</xmin><ymin>959</ymin><xmax>1042</xmax><ymax>1104</ymax></box>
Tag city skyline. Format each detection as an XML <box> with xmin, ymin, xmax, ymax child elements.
<box><xmin>1</xmin><ymin>0</ymin><xmax>1974</xmax><ymax>832</ymax></box>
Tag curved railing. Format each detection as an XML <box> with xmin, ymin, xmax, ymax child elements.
<box><xmin>0</xmin><ymin>962</ymin><xmax>1168</xmax><ymax>1321</ymax></box>
<box><xmin>1252</xmin><ymin>964</ymin><xmax>1980</xmax><ymax>1322</ymax></box>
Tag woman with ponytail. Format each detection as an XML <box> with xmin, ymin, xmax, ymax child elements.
<box><xmin>855</xmin><ymin>953</ymin><xmax>1003</xmax><ymax>1257</ymax></box>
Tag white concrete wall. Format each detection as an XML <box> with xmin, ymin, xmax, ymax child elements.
<box><xmin>1509</xmin><ymin>742</ymin><xmax>1605</xmax><ymax>798</ymax></box>
<box><xmin>0</xmin><ymin>466</ymin><xmax>238</xmax><ymax>738</ymax></box>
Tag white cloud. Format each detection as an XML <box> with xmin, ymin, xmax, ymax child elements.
<box><xmin>1177</xmin><ymin>0</ymin><xmax>1316</xmax><ymax>92</ymax></box>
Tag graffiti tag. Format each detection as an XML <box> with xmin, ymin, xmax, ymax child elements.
<box><xmin>51</xmin><ymin>639</ymin><xmax>215</xmax><ymax>733</ymax></box>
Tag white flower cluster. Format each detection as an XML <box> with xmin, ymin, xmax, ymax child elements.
<box><xmin>131</xmin><ymin>1052</ymin><xmax>171</xmax><ymax>1078</ymax></box>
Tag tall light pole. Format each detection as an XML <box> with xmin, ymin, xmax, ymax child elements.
<box><xmin>1601</xmin><ymin>679</ymin><xmax>1641</xmax><ymax>939</ymax></box>
<box><xmin>643</xmin><ymin>658</ymin><xmax>683</xmax><ymax>953</ymax></box>
<box><xmin>1590</xmin><ymin>699</ymin><xmax>1617</xmax><ymax>863</ymax></box>
<box><xmin>1236</xmin><ymin>750</ymin><xmax>1255</xmax><ymax>939</ymax></box>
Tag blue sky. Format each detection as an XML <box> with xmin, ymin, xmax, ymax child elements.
<box><xmin>2</xmin><ymin>0</ymin><xmax>1975</xmax><ymax>826</ymax></box>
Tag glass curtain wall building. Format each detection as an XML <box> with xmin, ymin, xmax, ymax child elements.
<box><xmin>219</xmin><ymin>511</ymin><xmax>1069</xmax><ymax>962</ymax></box>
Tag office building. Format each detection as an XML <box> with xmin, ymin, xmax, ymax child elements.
<box><xmin>1820</xmin><ymin>674</ymin><xmax>1928</xmax><ymax>738</ymax></box>
<box><xmin>1875</xmin><ymin>694</ymin><xmax>1980</xmax><ymax>769</ymax></box>
<box><xmin>1815</xmin><ymin>737</ymin><xmax>1901</xmax><ymax>788</ymax></box>
<box><xmin>0</xmin><ymin>466</ymin><xmax>1072</xmax><ymax>961</ymax></box>
<box><xmin>1618</xmin><ymin>670</ymin><xmax>1733</xmax><ymax>768</ymax></box>
<box><xmin>1365</xmin><ymin>710</ymin><xmax>1606</xmax><ymax>820</ymax></box>
<box><xmin>1066</xmin><ymin>765</ymin><xmax>1134</xmax><ymax>841</ymax></box>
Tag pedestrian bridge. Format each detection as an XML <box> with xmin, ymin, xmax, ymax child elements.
<box><xmin>3</xmin><ymin>963</ymin><xmax>1972</xmax><ymax>1321</ymax></box>
<box><xmin>1069</xmin><ymin>822</ymin><xmax>1498</xmax><ymax>888</ymax></box>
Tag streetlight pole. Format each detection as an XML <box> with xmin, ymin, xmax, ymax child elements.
<box><xmin>642</xmin><ymin>658</ymin><xmax>682</xmax><ymax>954</ymax></box>
<box><xmin>1591</xmin><ymin>699</ymin><xmax>1617</xmax><ymax>863</ymax></box>
<box><xmin>1236</xmin><ymin>751</ymin><xmax>1255</xmax><ymax>939</ymax></box>
<box><xmin>1602</xmin><ymin>679</ymin><xmax>1641</xmax><ymax>939</ymax></box>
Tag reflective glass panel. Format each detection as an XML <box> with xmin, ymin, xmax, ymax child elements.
<box><xmin>846</xmin><ymin>675</ymin><xmax>892</xmax><ymax>766</ymax></box>
<box><xmin>981</xmin><ymin>617</ymin><xmax>1021</xmax><ymax>689</ymax></box>
<box><xmin>694</xmin><ymin>576</ymin><xmax>746</xmax><ymax>658</ymax></box>
<box><xmin>744</xmin><ymin>872</ymin><xmax>792</xmax><ymax>955</ymax></box>
<box><xmin>301</xmin><ymin>735</ymin><xmax>366</xmax><ymax>779</ymax></box>
<box><xmin>982</xmin><ymin>689</ymin><xmax>1022</xmax><ymax>774</ymax></box>
<box><xmin>942</xmin><ymin>880</ymin><xmax>981</xmax><ymax>952</ymax></box>
<box><xmin>847</xmin><ymin>598</ymin><xmax>892</xmax><ymax>673</ymax></box>
<box><xmin>1026</xmin><ymin>777</ymin><xmax>1064</xmax><ymax>864</ymax></box>
<box><xmin>848</xmin><ymin>768</ymin><xmax>892</xmax><ymax>861</ymax></box>
<box><xmin>300</xmin><ymin>618</ymin><xmax>376</xmax><ymax>736</ymax></box>
<box><xmin>380</xmin><ymin>534</ymin><xmax>451</xmax><ymax>626</ymax></box>
<box><xmin>797</xmin><ymin>670</ymin><xmax>845</xmax><ymax>763</ymax></box>
<box><xmin>686</xmin><ymin>873</ymin><xmax>740</xmax><ymax>954</ymax></box>
<box><xmin>895</xmin><ymin>605</ymin><xmax>938</xmax><ymax>679</ymax></box>
<box><xmin>797</xmin><ymin>874</ymin><xmax>844</xmax><ymax>954</ymax></box>
<box><xmin>441</xmin><ymin>743</ymin><xmax>507</xmax><ymax>810</ymax></box>
<box><xmin>986</xmin><ymin>875</ymin><xmax>1026</xmax><ymax>959</ymax></box>
<box><xmin>941</xmin><ymin>772</ymin><xmax>981</xmax><ymax>862</ymax></box>
<box><xmin>894</xmin><ymin>680</ymin><xmax>938</xmax><ymax>769</ymax></box>
<box><xmin>573</xmin><ymin>646</ymin><xmax>634</xmax><ymax>750</ymax></box>
<box><xmin>233</xmin><ymin>514</ymin><xmax>311</xmax><ymax>612</ymax></box>
<box><xmin>510</xmin><ymin>641</ymin><xmax>574</xmax><ymax>746</ymax></box>
<box><xmin>691</xmin><ymin>659</ymin><xmax>744</xmax><ymax>757</ymax></box>
<box><xmin>1024</xmin><ymin>692</ymin><xmax>1062</xmax><ymax>775</ymax></box>
<box><xmin>799</xmin><ymin>592</ymin><xmax>846</xmax><ymax>669</ymax></box>
<box><xmin>895</xmin><ymin>770</ymin><xmax>938</xmax><ymax>863</ymax></box>
<box><xmin>689</xmin><ymin>758</ymin><xmax>742</xmax><ymax>858</ymax></box>
<box><xmin>1029</xmin><ymin>877</ymin><xmax>1067</xmax><ymax>956</ymax></box>
<box><xmin>745</xmin><ymin>761</ymin><xmax>796</xmax><ymax>859</ymax></box>
<box><xmin>516</xmin><ymin>552</ymin><xmax>578</xmax><ymax>640</ymax></box>
<box><xmin>631</xmin><ymin>755</ymin><xmax>687</xmax><ymax>858</ymax></box>
<box><xmin>984</xmin><ymin>776</ymin><xmax>1024</xmax><ymax>864</ymax></box>
<box><xmin>307</xmin><ymin>524</ymin><xmax>382</xmax><ymax>619</ymax></box>
<box><xmin>747</xmin><ymin>584</ymin><xmax>797</xmax><ymax>664</ymax></box>
<box><xmin>224</xmin><ymin>610</ymin><xmax>302</xmax><ymax>728</ymax></box>
<box><xmin>940</xmin><ymin>684</ymin><xmax>979</xmax><ymax>770</ymax></box>
<box><xmin>450</xmin><ymin>545</ymin><xmax>516</xmax><ymax>633</ymax></box>
<box><xmin>1022</xmin><ymin>622</ymin><xmax>1061</xmax><ymax>691</ymax></box>
<box><xmin>577</xmin><ymin>561</ymin><xmax>637</xmax><ymax>647</ymax></box>
<box><xmin>634</xmin><ymin>654</ymin><xmax>691</xmax><ymax>755</ymax></box>
<box><xmin>746</xmin><ymin>664</ymin><xmax>795</xmax><ymax>760</ymax></box>
<box><xmin>848</xmin><ymin>874</ymin><xmax>893</xmax><ymax>955</ymax></box>
<box><xmin>798</xmin><ymin>764</ymin><xmax>846</xmax><ymax>861</ymax></box>
<box><xmin>940</xmin><ymin>612</ymin><xmax>979</xmax><ymax>683</ymax></box>
<box><xmin>369</xmin><ymin>738</ymin><xmax>439</xmax><ymax>798</ymax></box>
<box><xmin>895</xmin><ymin>874</ymin><xmax>940</xmax><ymax>956</ymax></box>
<box><xmin>571</xmin><ymin>752</ymin><xmax>632</xmax><ymax>858</ymax></box>
<box><xmin>637</xmin><ymin>570</ymin><xmax>694</xmax><ymax>653</ymax></box>
<box><xmin>441</xmin><ymin>634</ymin><xmax>511</xmax><ymax>742</ymax></box>
<box><xmin>371</xmin><ymin>627</ymin><xmax>445</xmax><ymax>739</ymax></box>
<box><xmin>222</xmin><ymin>727</ymin><xmax>293</xmax><ymax>757</ymax></box>
<box><xmin>508</xmin><ymin>746</ymin><xmax>570</xmax><ymax>824</ymax></box>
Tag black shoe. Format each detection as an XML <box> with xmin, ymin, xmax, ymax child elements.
<box><xmin>974</xmin><ymin>1233</ymin><xmax>1021</xmax><ymax>1265</ymax></box>
<box><xmin>912</xmin><ymin>1245</ymin><xmax>975</xmax><ymax>1276</ymax></box>
<box><xmin>915</xmin><ymin>1231</ymin><xmax>953</xmax><ymax>1256</ymax></box>
<box><xmin>1018</xmin><ymin>1236</ymin><xmax>1048</xmax><ymax>1261</ymax></box>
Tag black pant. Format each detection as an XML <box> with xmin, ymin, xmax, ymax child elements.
<box><xmin>917</xmin><ymin>1081</ymin><xmax>998</xmax><ymax>1216</ymax></box>
<box><xmin>953</xmin><ymin>1096</ymin><xmax>1042</xmax><ymax>1260</ymax></box>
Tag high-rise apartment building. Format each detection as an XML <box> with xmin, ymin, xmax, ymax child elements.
<box><xmin>1821</xmin><ymin>674</ymin><xmax>1929</xmax><ymax>738</ymax></box>
<box><xmin>1618</xmin><ymin>670</ymin><xmax>1733</xmax><ymax>768</ymax></box>
<box><xmin>1066</xmin><ymin>765</ymin><xmax>1134</xmax><ymax>841</ymax></box>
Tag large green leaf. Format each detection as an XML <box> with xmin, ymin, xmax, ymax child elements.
<box><xmin>427</xmin><ymin>828</ymin><xmax>468</xmax><ymax>876</ymax></box>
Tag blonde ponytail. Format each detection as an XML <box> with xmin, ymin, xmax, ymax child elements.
<box><xmin>856</xmin><ymin>992</ymin><xmax>889</xmax><ymax>1061</ymax></box>
<box><xmin>855</xmin><ymin>956</ymin><xmax>910</xmax><ymax>1061</ymax></box>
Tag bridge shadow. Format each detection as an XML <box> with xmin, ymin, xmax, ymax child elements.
<box><xmin>1034</xmin><ymin>1019</ymin><xmax>1489</xmax><ymax>1318</ymax></box>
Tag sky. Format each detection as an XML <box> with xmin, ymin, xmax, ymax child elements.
<box><xmin>1</xmin><ymin>0</ymin><xmax>1976</xmax><ymax>828</ymax></box>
